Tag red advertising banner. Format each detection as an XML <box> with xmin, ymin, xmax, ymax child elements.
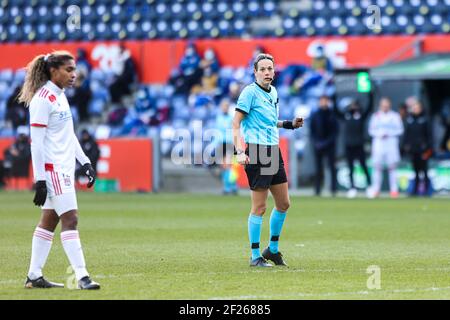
<box><xmin>0</xmin><ymin>138</ymin><xmax>13</xmax><ymax>161</ymax></box>
<box><xmin>0</xmin><ymin>138</ymin><xmax>154</xmax><ymax>192</ymax></box>
<box><xmin>96</xmin><ymin>138</ymin><xmax>153</xmax><ymax>192</ymax></box>
<box><xmin>1</xmin><ymin>35</ymin><xmax>449</xmax><ymax>84</ymax></box>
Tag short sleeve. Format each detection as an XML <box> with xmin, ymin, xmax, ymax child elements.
<box><xmin>236</xmin><ymin>86</ymin><xmax>253</xmax><ymax>114</ymax></box>
<box><xmin>29</xmin><ymin>96</ymin><xmax>52</xmax><ymax>127</ymax></box>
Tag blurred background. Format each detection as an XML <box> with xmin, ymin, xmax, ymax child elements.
<box><xmin>0</xmin><ymin>0</ymin><xmax>449</xmax><ymax>197</ymax></box>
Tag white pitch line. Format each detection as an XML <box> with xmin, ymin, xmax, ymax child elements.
<box><xmin>209</xmin><ymin>286</ymin><xmax>450</xmax><ymax>300</ymax></box>
<box><xmin>2</xmin><ymin>267</ymin><xmax>448</xmax><ymax>285</ymax></box>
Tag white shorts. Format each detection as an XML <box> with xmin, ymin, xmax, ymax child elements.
<box><xmin>42</xmin><ymin>192</ymin><xmax>78</xmax><ymax>216</ymax></box>
<box><xmin>371</xmin><ymin>139</ymin><xmax>400</xmax><ymax>168</ymax></box>
<box><xmin>45</xmin><ymin>166</ymin><xmax>75</xmax><ymax>197</ymax></box>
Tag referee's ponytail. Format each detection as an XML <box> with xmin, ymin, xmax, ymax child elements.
<box><xmin>18</xmin><ymin>50</ymin><xmax>74</xmax><ymax>106</ymax></box>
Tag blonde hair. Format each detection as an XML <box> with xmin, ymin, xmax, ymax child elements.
<box><xmin>18</xmin><ymin>50</ymin><xmax>75</xmax><ymax>106</ymax></box>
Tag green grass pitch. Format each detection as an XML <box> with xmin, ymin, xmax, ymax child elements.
<box><xmin>0</xmin><ymin>192</ymin><xmax>449</xmax><ymax>300</ymax></box>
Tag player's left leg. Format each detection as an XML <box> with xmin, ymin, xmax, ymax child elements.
<box><xmin>421</xmin><ymin>158</ymin><xmax>430</xmax><ymax>194</ymax></box>
<box><xmin>53</xmin><ymin>192</ymin><xmax>100</xmax><ymax>290</ymax></box>
<box><xmin>387</xmin><ymin>146</ymin><xmax>400</xmax><ymax>197</ymax></box>
<box><xmin>262</xmin><ymin>182</ymin><xmax>289</xmax><ymax>266</ymax></box>
<box><xmin>326</xmin><ymin>146</ymin><xmax>338</xmax><ymax>196</ymax></box>
<box><xmin>357</xmin><ymin>145</ymin><xmax>371</xmax><ymax>187</ymax></box>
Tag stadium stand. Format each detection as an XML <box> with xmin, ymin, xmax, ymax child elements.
<box><xmin>0</xmin><ymin>0</ymin><xmax>449</xmax><ymax>165</ymax></box>
<box><xmin>1</xmin><ymin>0</ymin><xmax>450</xmax><ymax>43</ymax></box>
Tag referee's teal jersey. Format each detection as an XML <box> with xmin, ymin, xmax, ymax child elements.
<box><xmin>236</xmin><ymin>82</ymin><xmax>279</xmax><ymax>145</ymax></box>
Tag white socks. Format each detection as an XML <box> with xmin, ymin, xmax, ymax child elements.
<box><xmin>388</xmin><ymin>168</ymin><xmax>398</xmax><ymax>193</ymax></box>
<box><xmin>372</xmin><ymin>166</ymin><xmax>382</xmax><ymax>194</ymax></box>
<box><xmin>28</xmin><ymin>227</ymin><xmax>54</xmax><ymax>280</ymax></box>
<box><xmin>370</xmin><ymin>166</ymin><xmax>398</xmax><ymax>194</ymax></box>
<box><xmin>61</xmin><ymin>230</ymin><xmax>89</xmax><ymax>280</ymax></box>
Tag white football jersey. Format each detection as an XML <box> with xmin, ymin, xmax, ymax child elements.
<box><xmin>368</xmin><ymin>110</ymin><xmax>404</xmax><ymax>141</ymax></box>
<box><xmin>29</xmin><ymin>80</ymin><xmax>76</xmax><ymax>175</ymax></box>
<box><xmin>368</xmin><ymin>110</ymin><xmax>404</xmax><ymax>166</ymax></box>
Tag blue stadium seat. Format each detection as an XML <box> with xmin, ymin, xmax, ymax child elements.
<box><xmin>0</xmin><ymin>1</ymin><xmax>446</xmax><ymax>41</ymax></box>
<box><xmin>0</xmin><ymin>100</ymin><xmax>6</xmax><ymax>122</ymax></box>
<box><xmin>88</xmin><ymin>99</ymin><xmax>106</xmax><ymax>117</ymax></box>
<box><xmin>0</xmin><ymin>69</ymin><xmax>13</xmax><ymax>83</ymax></box>
<box><xmin>13</xmin><ymin>69</ymin><xmax>26</xmax><ymax>85</ymax></box>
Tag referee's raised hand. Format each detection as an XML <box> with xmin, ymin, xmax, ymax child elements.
<box><xmin>293</xmin><ymin>117</ymin><xmax>304</xmax><ymax>129</ymax></box>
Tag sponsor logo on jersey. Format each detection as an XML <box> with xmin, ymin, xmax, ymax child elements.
<box><xmin>63</xmin><ymin>173</ymin><xmax>71</xmax><ymax>187</ymax></box>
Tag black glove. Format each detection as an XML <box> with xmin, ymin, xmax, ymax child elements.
<box><xmin>33</xmin><ymin>180</ymin><xmax>47</xmax><ymax>206</ymax></box>
<box><xmin>82</xmin><ymin>163</ymin><xmax>96</xmax><ymax>188</ymax></box>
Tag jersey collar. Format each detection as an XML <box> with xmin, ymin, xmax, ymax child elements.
<box><xmin>46</xmin><ymin>80</ymin><xmax>65</xmax><ymax>96</ymax></box>
<box><xmin>254</xmin><ymin>81</ymin><xmax>271</xmax><ymax>93</ymax></box>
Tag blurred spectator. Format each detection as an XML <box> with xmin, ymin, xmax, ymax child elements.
<box><xmin>120</xmin><ymin>86</ymin><xmax>169</xmax><ymax>135</ymax></box>
<box><xmin>289</xmin><ymin>68</ymin><xmax>324</xmax><ymax>96</ymax></box>
<box><xmin>170</xmin><ymin>42</ymin><xmax>202</xmax><ymax>95</ymax></box>
<box><xmin>398</xmin><ymin>102</ymin><xmax>408</xmax><ymax>122</ymax></box>
<box><xmin>248</xmin><ymin>45</ymin><xmax>264</xmax><ymax>70</ymax></box>
<box><xmin>67</xmin><ymin>68</ymin><xmax>92</xmax><ymax>123</ymax></box>
<box><xmin>109</xmin><ymin>44</ymin><xmax>137</xmax><ymax>104</ymax></box>
<box><xmin>311</xmin><ymin>44</ymin><xmax>333</xmax><ymax>74</ymax></box>
<box><xmin>227</xmin><ymin>81</ymin><xmax>242</xmax><ymax>103</ymax></box>
<box><xmin>194</xmin><ymin>48</ymin><xmax>220</xmax><ymax>95</ymax></box>
<box><xmin>6</xmin><ymin>85</ymin><xmax>28</xmax><ymax>130</ymax></box>
<box><xmin>0</xmin><ymin>159</ymin><xmax>4</xmax><ymax>189</ymax></box>
<box><xmin>245</xmin><ymin>45</ymin><xmax>265</xmax><ymax>81</ymax></box>
<box><xmin>69</xmin><ymin>48</ymin><xmax>92</xmax><ymax>122</ymax></box>
<box><xmin>367</xmin><ymin>97</ymin><xmax>404</xmax><ymax>198</ymax></box>
<box><xmin>215</xmin><ymin>98</ymin><xmax>237</xmax><ymax>195</ymax></box>
<box><xmin>76</xmin><ymin>48</ymin><xmax>92</xmax><ymax>78</ymax></box>
<box><xmin>75</xmin><ymin>129</ymin><xmax>100</xmax><ymax>181</ymax></box>
<box><xmin>405</xmin><ymin>96</ymin><xmax>419</xmax><ymax>110</ymax></box>
<box><xmin>310</xmin><ymin>95</ymin><xmax>339</xmax><ymax>196</ymax></box>
<box><xmin>334</xmin><ymin>99</ymin><xmax>371</xmax><ymax>198</ymax></box>
<box><xmin>200</xmin><ymin>48</ymin><xmax>220</xmax><ymax>75</ymax></box>
<box><xmin>403</xmin><ymin>100</ymin><xmax>433</xmax><ymax>196</ymax></box>
<box><xmin>439</xmin><ymin>100</ymin><xmax>450</xmax><ymax>155</ymax></box>
<box><xmin>2</xmin><ymin>126</ymin><xmax>31</xmax><ymax>183</ymax></box>
<box><xmin>278</xmin><ymin>64</ymin><xmax>307</xmax><ymax>87</ymax></box>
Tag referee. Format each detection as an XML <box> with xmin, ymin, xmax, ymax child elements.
<box><xmin>233</xmin><ymin>53</ymin><xmax>303</xmax><ymax>267</ymax></box>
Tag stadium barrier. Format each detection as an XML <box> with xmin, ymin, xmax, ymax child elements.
<box><xmin>0</xmin><ymin>138</ymin><xmax>33</xmax><ymax>190</ymax></box>
<box><xmin>0</xmin><ymin>137</ymin><xmax>161</xmax><ymax>193</ymax></box>
<box><xmin>336</xmin><ymin>160</ymin><xmax>450</xmax><ymax>193</ymax></box>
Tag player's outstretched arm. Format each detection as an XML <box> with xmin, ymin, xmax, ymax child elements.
<box><xmin>277</xmin><ymin>118</ymin><xmax>304</xmax><ymax>129</ymax></box>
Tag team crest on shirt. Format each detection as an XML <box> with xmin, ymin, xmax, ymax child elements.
<box><xmin>48</xmin><ymin>94</ymin><xmax>56</xmax><ymax>103</ymax></box>
<box><xmin>63</xmin><ymin>174</ymin><xmax>71</xmax><ymax>187</ymax></box>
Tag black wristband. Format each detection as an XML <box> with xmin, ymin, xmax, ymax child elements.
<box><xmin>282</xmin><ymin>120</ymin><xmax>295</xmax><ymax>130</ymax></box>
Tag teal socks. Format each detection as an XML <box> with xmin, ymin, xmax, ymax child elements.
<box><xmin>269</xmin><ymin>209</ymin><xmax>287</xmax><ymax>254</ymax></box>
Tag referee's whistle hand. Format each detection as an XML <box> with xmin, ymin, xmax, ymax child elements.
<box><xmin>293</xmin><ymin>117</ymin><xmax>304</xmax><ymax>128</ymax></box>
<box><xmin>237</xmin><ymin>153</ymin><xmax>249</xmax><ymax>165</ymax></box>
